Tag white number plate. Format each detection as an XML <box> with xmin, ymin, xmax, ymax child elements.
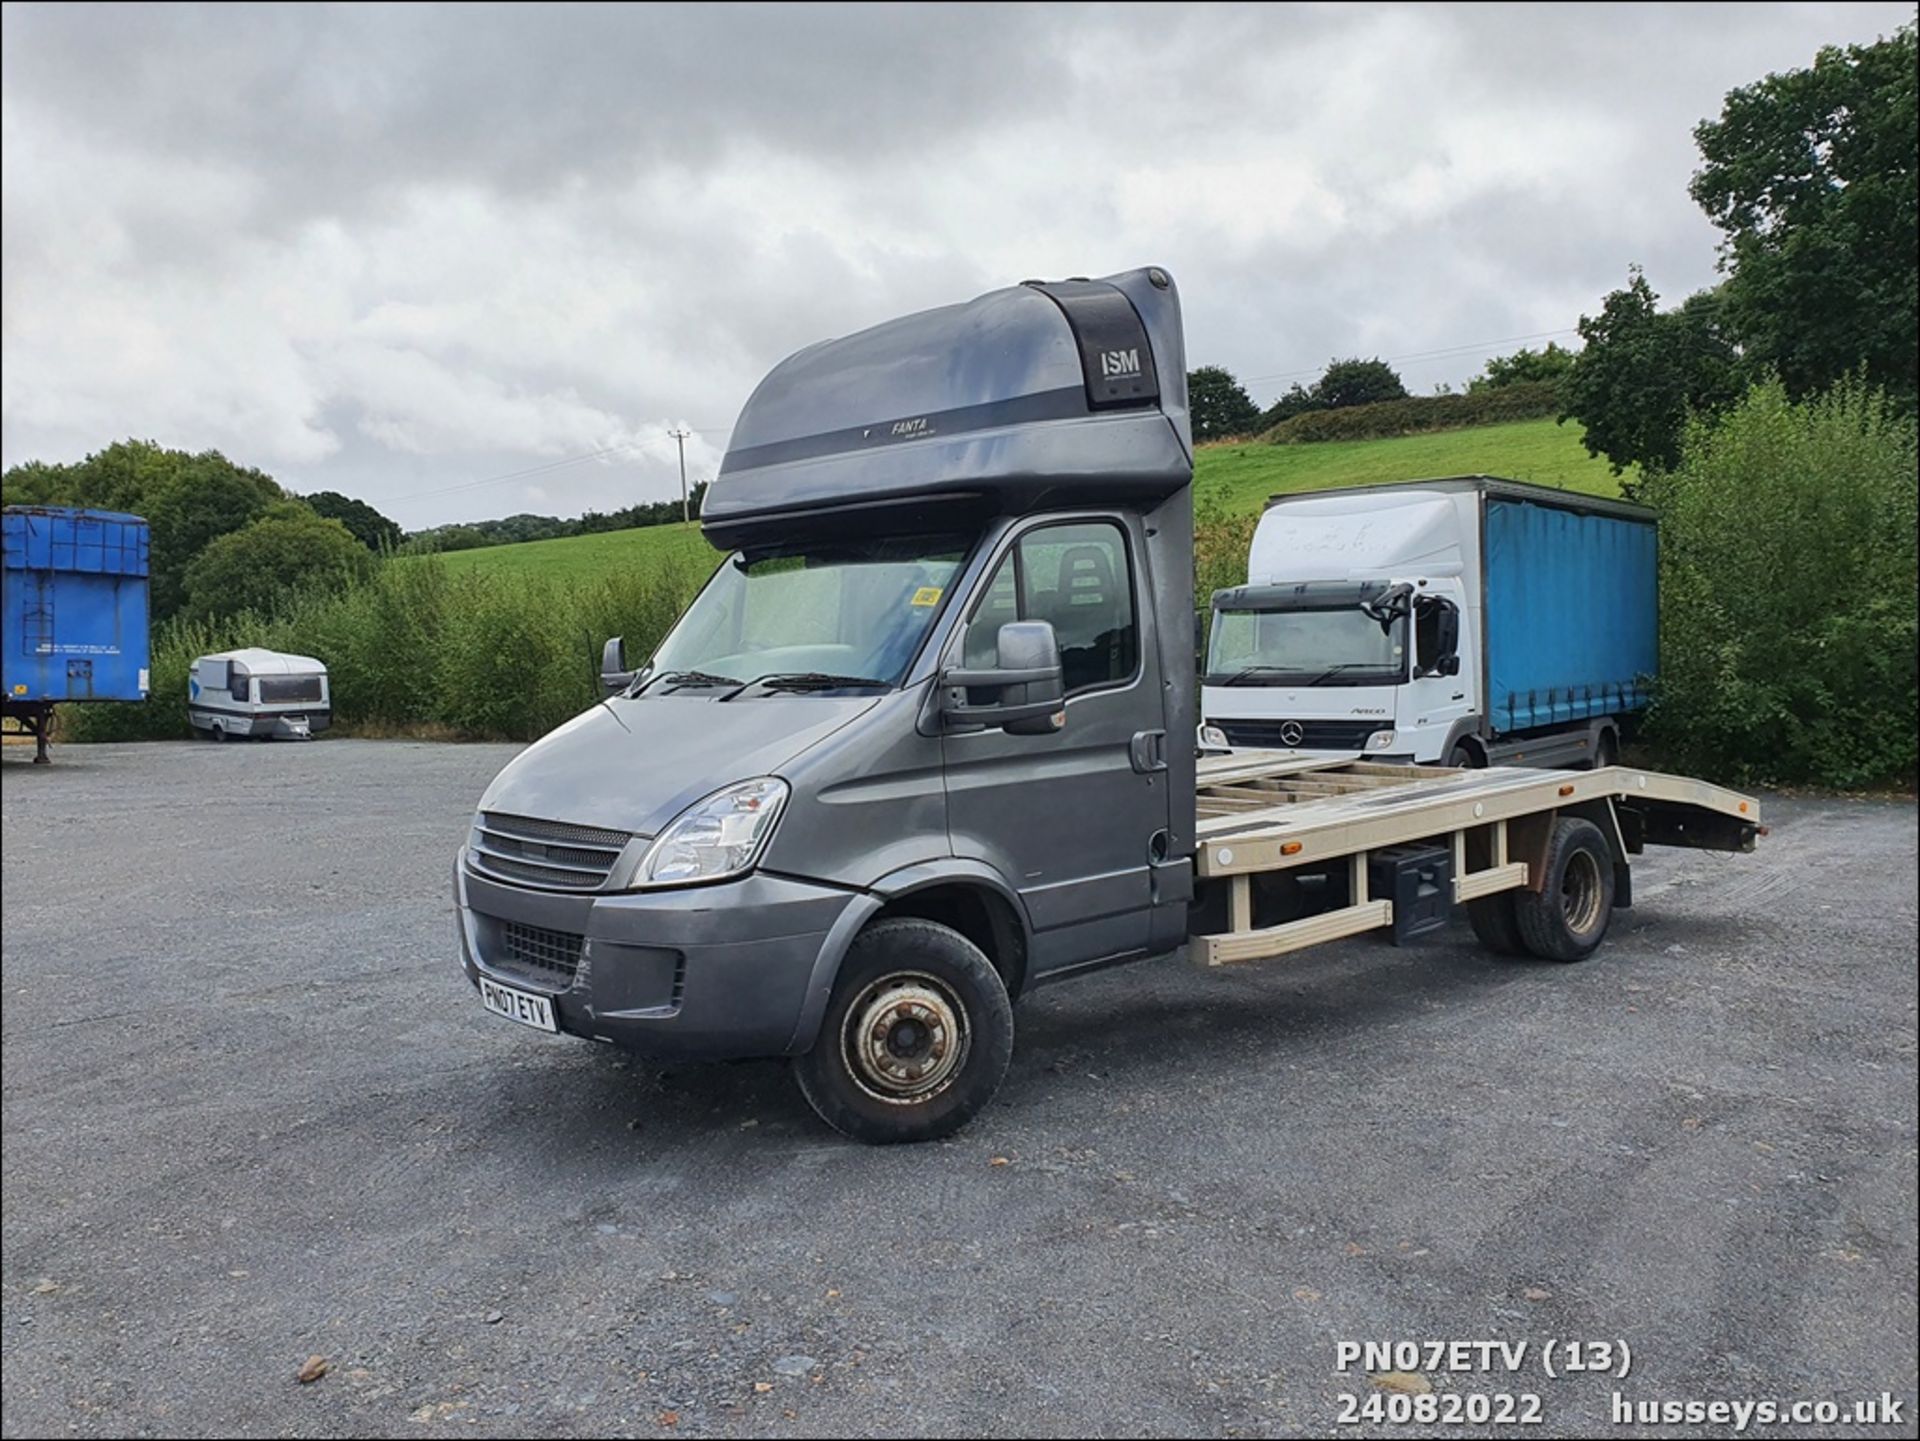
<box><xmin>478</xmin><ymin>977</ymin><xmax>557</xmax><ymax>1033</ymax></box>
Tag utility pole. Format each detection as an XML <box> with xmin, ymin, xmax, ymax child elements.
<box><xmin>669</xmin><ymin>428</ymin><xmax>692</xmax><ymax>523</ymax></box>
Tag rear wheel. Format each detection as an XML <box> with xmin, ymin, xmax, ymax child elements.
<box><xmin>1467</xmin><ymin>891</ymin><xmax>1527</xmax><ymax>955</ymax></box>
<box><xmin>1513</xmin><ymin>817</ymin><xmax>1615</xmax><ymax>962</ymax></box>
<box><xmin>1591</xmin><ymin>728</ymin><xmax>1619</xmax><ymax>770</ymax></box>
<box><xmin>794</xmin><ymin>918</ymin><xmax>1014</xmax><ymax>1144</ymax></box>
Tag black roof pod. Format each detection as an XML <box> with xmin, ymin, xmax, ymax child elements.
<box><xmin>702</xmin><ymin>267</ymin><xmax>1192</xmax><ymax>548</ymax></box>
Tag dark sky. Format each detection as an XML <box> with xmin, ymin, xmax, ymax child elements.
<box><xmin>3</xmin><ymin>2</ymin><xmax>1913</xmax><ymax>528</ymax></box>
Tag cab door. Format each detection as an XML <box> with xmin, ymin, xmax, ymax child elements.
<box><xmin>1407</xmin><ymin>588</ymin><xmax>1473</xmax><ymax>760</ymax></box>
<box><xmin>940</xmin><ymin>515</ymin><xmax>1171</xmax><ymax>976</ymax></box>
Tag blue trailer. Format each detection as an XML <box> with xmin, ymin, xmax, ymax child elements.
<box><xmin>2</xmin><ymin>506</ymin><xmax>152</xmax><ymax>763</ymax></box>
<box><xmin>1203</xmin><ymin>476</ymin><xmax>1659</xmax><ymax>769</ymax></box>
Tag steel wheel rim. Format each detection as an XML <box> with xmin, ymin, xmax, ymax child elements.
<box><xmin>1561</xmin><ymin>849</ymin><xmax>1604</xmax><ymax>935</ymax></box>
<box><xmin>842</xmin><ymin>971</ymin><xmax>970</xmax><ymax>1106</ymax></box>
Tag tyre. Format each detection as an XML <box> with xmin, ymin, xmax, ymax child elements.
<box><xmin>1467</xmin><ymin>890</ymin><xmax>1527</xmax><ymax>955</ymax></box>
<box><xmin>1446</xmin><ymin>742</ymin><xmax>1480</xmax><ymax>769</ymax></box>
<box><xmin>212</xmin><ymin>722</ymin><xmax>228</xmax><ymax>743</ymax></box>
<box><xmin>1513</xmin><ymin>817</ymin><xmax>1616</xmax><ymax>962</ymax></box>
<box><xmin>1591</xmin><ymin>729</ymin><xmax>1619</xmax><ymax>770</ymax></box>
<box><xmin>793</xmin><ymin>918</ymin><xmax>1014</xmax><ymax>1144</ymax></box>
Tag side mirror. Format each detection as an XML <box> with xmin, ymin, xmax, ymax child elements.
<box><xmin>940</xmin><ymin>620</ymin><xmax>1067</xmax><ymax>736</ymax></box>
<box><xmin>600</xmin><ymin>635</ymin><xmax>636</xmax><ymax>694</ymax></box>
<box><xmin>1437</xmin><ymin>653</ymin><xmax>1460</xmax><ymax>677</ymax></box>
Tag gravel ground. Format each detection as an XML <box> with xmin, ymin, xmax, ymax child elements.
<box><xmin>2</xmin><ymin>740</ymin><xmax>1915</xmax><ymax>1439</ymax></box>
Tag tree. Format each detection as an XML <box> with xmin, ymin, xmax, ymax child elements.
<box><xmin>179</xmin><ymin>503</ymin><xmax>375</xmax><ymax>621</ymax></box>
<box><xmin>0</xmin><ymin>440</ymin><xmax>283</xmax><ymax>616</ymax></box>
<box><xmin>1559</xmin><ymin>270</ymin><xmax>1748</xmax><ymax>473</ymax></box>
<box><xmin>1313</xmin><ymin>357</ymin><xmax>1408</xmax><ymax>409</ymax></box>
<box><xmin>1636</xmin><ymin>377</ymin><xmax>1917</xmax><ymax>788</ymax></box>
<box><xmin>1187</xmin><ymin>366</ymin><xmax>1263</xmax><ymax>441</ymax></box>
<box><xmin>1691</xmin><ymin>23</ymin><xmax>1918</xmax><ymax>404</ymax></box>
<box><xmin>1258</xmin><ymin>382</ymin><xmax>1321</xmax><ymax>431</ymax></box>
<box><xmin>302</xmin><ymin>491</ymin><xmax>403</xmax><ymax>552</ymax></box>
<box><xmin>1470</xmin><ymin>342</ymin><xmax>1578</xmax><ymax>393</ymax></box>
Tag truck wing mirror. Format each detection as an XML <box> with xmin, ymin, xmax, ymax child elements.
<box><xmin>940</xmin><ymin>621</ymin><xmax>1067</xmax><ymax>736</ymax></box>
<box><xmin>600</xmin><ymin>635</ymin><xmax>636</xmax><ymax>694</ymax></box>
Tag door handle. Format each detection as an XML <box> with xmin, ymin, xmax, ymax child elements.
<box><xmin>1130</xmin><ymin>729</ymin><xmax>1168</xmax><ymax>774</ymax></box>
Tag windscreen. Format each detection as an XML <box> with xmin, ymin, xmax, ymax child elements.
<box><xmin>642</xmin><ymin>535</ymin><xmax>969</xmax><ymax>691</ymax></box>
<box><xmin>1206</xmin><ymin>606</ymin><xmax>1406</xmax><ymax>687</ymax></box>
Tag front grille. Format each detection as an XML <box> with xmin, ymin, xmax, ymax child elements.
<box><xmin>1210</xmin><ymin>717</ymin><xmax>1381</xmax><ymax>750</ymax></box>
<box><xmin>470</xmin><ymin>812</ymin><xmax>632</xmax><ymax>891</ymax></box>
<box><xmin>492</xmin><ymin>921</ymin><xmax>586</xmax><ymax>990</ymax></box>
<box><xmin>258</xmin><ymin>676</ymin><xmax>323</xmax><ymax>703</ymax></box>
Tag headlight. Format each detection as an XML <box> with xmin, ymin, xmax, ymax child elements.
<box><xmin>1365</xmin><ymin>729</ymin><xmax>1398</xmax><ymax>751</ymax></box>
<box><xmin>636</xmin><ymin>777</ymin><xmax>789</xmax><ymax>887</ymax></box>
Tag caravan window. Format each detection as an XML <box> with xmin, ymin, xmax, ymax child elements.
<box><xmin>228</xmin><ymin>665</ymin><xmax>251</xmax><ymax>703</ymax></box>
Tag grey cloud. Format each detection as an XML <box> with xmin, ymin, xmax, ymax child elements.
<box><xmin>4</xmin><ymin>2</ymin><xmax>1913</xmax><ymax>529</ymax></box>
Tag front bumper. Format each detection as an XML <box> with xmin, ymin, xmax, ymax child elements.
<box><xmin>454</xmin><ymin>852</ymin><xmax>859</xmax><ymax>1061</ymax></box>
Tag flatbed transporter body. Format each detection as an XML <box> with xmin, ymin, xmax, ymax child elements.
<box><xmin>454</xmin><ymin>268</ymin><xmax>1760</xmax><ymax>1142</ymax></box>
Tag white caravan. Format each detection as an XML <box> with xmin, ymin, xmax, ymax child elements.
<box><xmin>188</xmin><ymin>647</ymin><xmax>331</xmax><ymax>741</ymax></box>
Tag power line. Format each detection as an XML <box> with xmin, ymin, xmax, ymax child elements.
<box><xmin>385</xmin><ymin>423</ymin><xmax>735</xmax><ymax>504</ymax></box>
<box><xmin>385</xmin><ymin>444</ymin><xmax>633</xmax><ymax>503</ymax></box>
<box><xmin>1239</xmin><ymin>328</ymin><xmax>1580</xmax><ymax>388</ymax></box>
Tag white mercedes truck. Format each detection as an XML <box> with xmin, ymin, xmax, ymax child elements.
<box><xmin>1202</xmin><ymin>478</ymin><xmax>1657</xmax><ymax>769</ymax></box>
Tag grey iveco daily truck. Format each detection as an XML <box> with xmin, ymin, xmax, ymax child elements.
<box><xmin>455</xmin><ymin>267</ymin><xmax>1761</xmax><ymax>1142</ymax></box>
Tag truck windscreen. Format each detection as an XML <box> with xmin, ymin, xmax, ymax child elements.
<box><xmin>643</xmin><ymin>535</ymin><xmax>970</xmax><ymax>691</ymax></box>
<box><xmin>1206</xmin><ymin>606</ymin><xmax>1407</xmax><ymax>687</ymax></box>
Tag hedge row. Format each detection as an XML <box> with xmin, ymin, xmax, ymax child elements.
<box><xmin>65</xmin><ymin>552</ymin><xmax>713</xmax><ymax>745</ymax></box>
<box><xmin>1261</xmin><ymin>381</ymin><xmax>1562</xmax><ymax>444</ymax></box>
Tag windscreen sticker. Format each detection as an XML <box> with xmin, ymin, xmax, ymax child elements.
<box><xmin>910</xmin><ymin>586</ymin><xmax>944</xmax><ymax>607</ymax></box>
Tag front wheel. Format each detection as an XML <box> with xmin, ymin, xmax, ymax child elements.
<box><xmin>793</xmin><ymin>918</ymin><xmax>1014</xmax><ymax>1144</ymax></box>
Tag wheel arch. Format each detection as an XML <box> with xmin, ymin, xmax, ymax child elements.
<box><xmin>1441</xmin><ymin>716</ymin><xmax>1487</xmax><ymax>767</ymax></box>
<box><xmin>784</xmin><ymin>861</ymin><xmax>1032</xmax><ymax>1054</ymax></box>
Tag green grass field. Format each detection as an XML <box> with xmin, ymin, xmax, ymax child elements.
<box><xmin>432</xmin><ymin>417</ymin><xmax>1626</xmax><ymax>581</ymax></box>
<box><xmin>429</xmin><ymin>518</ymin><xmax>722</xmax><ymax>580</ymax></box>
<box><xmin>1196</xmin><ymin>416</ymin><xmax>1627</xmax><ymax>512</ymax></box>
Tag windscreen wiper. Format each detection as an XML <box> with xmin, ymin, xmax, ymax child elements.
<box><xmin>748</xmin><ymin>672</ymin><xmax>891</xmax><ymax>693</ymax></box>
<box><xmin>643</xmin><ymin>669</ymin><xmax>744</xmax><ymax>693</ymax></box>
<box><xmin>1299</xmin><ymin>662</ymin><xmax>1385</xmax><ymax>686</ymax></box>
<box><xmin>1216</xmin><ymin>664</ymin><xmax>1299</xmax><ymax>687</ymax></box>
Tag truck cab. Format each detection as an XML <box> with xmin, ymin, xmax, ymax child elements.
<box><xmin>455</xmin><ymin>267</ymin><xmax>1197</xmax><ymax>1142</ymax></box>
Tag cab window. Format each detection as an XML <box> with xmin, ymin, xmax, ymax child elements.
<box><xmin>964</xmin><ymin>521</ymin><xmax>1138</xmax><ymax>695</ymax></box>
